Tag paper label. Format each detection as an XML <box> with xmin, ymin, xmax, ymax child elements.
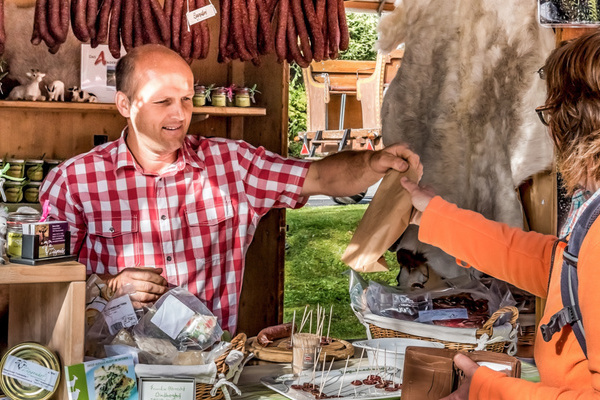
<box><xmin>477</xmin><ymin>361</ymin><xmax>511</xmax><ymax>372</ymax></box>
<box><xmin>417</xmin><ymin>308</ymin><xmax>469</xmax><ymax>323</ymax></box>
<box><xmin>140</xmin><ymin>379</ymin><xmax>195</xmax><ymax>400</ymax></box>
<box><xmin>2</xmin><ymin>355</ymin><xmax>59</xmax><ymax>392</ymax></box>
<box><xmin>186</xmin><ymin>4</ymin><xmax>217</xmax><ymax>25</ymax></box>
<box><xmin>104</xmin><ymin>295</ymin><xmax>138</xmax><ymax>335</ymax></box>
<box><xmin>86</xmin><ymin>295</ymin><xmax>108</xmax><ymax>313</ymax></box>
<box><xmin>151</xmin><ymin>295</ymin><xmax>195</xmax><ymax>339</ymax></box>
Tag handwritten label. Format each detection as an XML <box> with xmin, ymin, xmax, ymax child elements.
<box><xmin>141</xmin><ymin>379</ymin><xmax>195</xmax><ymax>400</ymax></box>
<box><xmin>186</xmin><ymin>4</ymin><xmax>217</xmax><ymax>25</ymax></box>
<box><xmin>2</xmin><ymin>355</ymin><xmax>59</xmax><ymax>392</ymax></box>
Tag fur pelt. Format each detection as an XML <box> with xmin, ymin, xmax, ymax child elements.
<box><xmin>378</xmin><ymin>0</ymin><xmax>555</xmax><ymax>280</ymax></box>
<box><xmin>3</xmin><ymin>2</ymin><xmax>80</xmax><ymax>91</ymax></box>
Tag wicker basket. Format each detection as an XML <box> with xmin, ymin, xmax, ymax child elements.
<box><xmin>364</xmin><ymin>306</ymin><xmax>519</xmax><ymax>353</ymax></box>
<box><xmin>195</xmin><ymin>333</ymin><xmax>247</xmax><ymax>400</ymax></box>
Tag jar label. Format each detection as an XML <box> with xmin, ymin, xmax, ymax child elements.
<box><xmin>6</xmin><ymin>232</ymin><xmax>22</xmax><ymax>257</ymax></box>
<box><xmin>2</xmin><ymin>355</ymin><xmax>59</xmax><ymax>392</ymax></box>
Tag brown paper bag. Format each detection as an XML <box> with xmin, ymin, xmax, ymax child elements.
<box><xmin>341</xmin><ymin>167</ymin><xmax>420</xmax><ymax>272</ymax></box>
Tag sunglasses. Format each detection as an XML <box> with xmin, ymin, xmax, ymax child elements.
<box><xmin>535</xmin><ymin>105</ymin><xmax>552</xmax><ymax>126</ymax></box>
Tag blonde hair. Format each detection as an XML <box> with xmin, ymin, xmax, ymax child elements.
<box><xmin>544</xmin><ymin>30</ymin><xmax>600</xmax><ymax>194</ymax></box>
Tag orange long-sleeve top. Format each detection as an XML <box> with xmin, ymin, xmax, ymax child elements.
<box><xmin>419</xmin><ymin>196</ymin><xmax>600</xmax><ymax>399</ymax></box>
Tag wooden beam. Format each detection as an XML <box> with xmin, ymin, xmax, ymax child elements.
<box><xmin>344</xmin><ymin>0</ymin><xmax>394</xmax><ymax>13</ymax></box>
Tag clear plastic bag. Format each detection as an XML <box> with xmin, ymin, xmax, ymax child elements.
<box><xmin>133</xmin><ymin>287</ymin><xmax>223</xmax><ymax>352</ymax></box>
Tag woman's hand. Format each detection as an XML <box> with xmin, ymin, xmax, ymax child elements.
<box><xmin>440</xmin><ymin>353</ymin><xmax>480</xmax><ymax>400</ymax></box>
<box><xmin>400</xmin><ymin>176</ymin><xmax>436</xmax><ymax>225</ymax></box>
<box><xmin>105</xmin><ymin>267</ymin><xmax>168</xmax><ymax>308</ymax></box>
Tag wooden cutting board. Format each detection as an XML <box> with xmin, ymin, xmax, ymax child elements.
<box><xmin>246</xmin><ymin>336</ymin><xmax>354</xmax><ymax>363</ymax></box>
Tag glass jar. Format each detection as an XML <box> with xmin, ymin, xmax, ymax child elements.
<box><xmin>5</xmin><ymin>159</ymin><xmax>25</xmax><ymax>179</ymax></box>
<box><xmin>6</xmin><ymin>211</ymin><xmax>40</xmax><ymax>258</ymax></box>
<box><xmin>25</xmin><ymin>159</ymin><xmax>44</xmax><ymax>181</ymax></box>
<box><xmin>24</xmin><ymin>182</ymin><xmax>41</xmax><ymax>203</ymax></box>
<box><xmin>43</xmin><ymin>159</ymin><xmax>61</xmax><ymax>177</ymax></box>
<box><xmin>212</xmin><ymin>87</ymin><xmax>227</xmax><ymax>107</ymax></box>
<box><xmin>3</xmin><ymin>181</ymin><xmax>24</xmax><ymax>203</ymax></box>
<box><xmin>235</xmin><ymin>88</ymin><xmax>251</xmax><ymax>107</ymax></box>
<box><xmin>193</xmin><ymin>86</ymin><xmax>206</xmax><ymax>107</ymax></box>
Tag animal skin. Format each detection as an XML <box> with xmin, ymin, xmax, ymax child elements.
<box><xmin>2</xmin><ymin>3</ymin><xmax>80</xmax><ymax>91</ymax></box>
<box><xmin>378</xmin><ymin>0</ymin><xmax>555</xmax><ymax>281</ymax></box>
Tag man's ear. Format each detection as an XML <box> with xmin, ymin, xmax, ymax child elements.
<box><xmin>115</xmin><ymin>91</ymin><xmax>131</xmax><ymax>118</ymax></box>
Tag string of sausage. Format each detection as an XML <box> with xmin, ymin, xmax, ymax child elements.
<box><xmin>27</xmin><ymin>0</ymin><xmax>210</xmax><ymax>60</ymax></box>
<box><xmin>218</xmin><ymin>0</ymin><xmax>349</xmax><ymax>65</ymax></box>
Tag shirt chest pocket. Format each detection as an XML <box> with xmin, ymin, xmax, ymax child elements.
<box><xmin>185</xmin><ymin>199</ymin><xmax>235</xmax><ymax>259</ymax></box>
<box><xmin>87</xmin><ymin>212</ymin><xmax>141</xmax><ymax>267</ymax></box>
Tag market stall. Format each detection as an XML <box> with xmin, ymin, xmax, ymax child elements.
<box><xmin>0</xmin><ymin>0</ymin><xmax>598</xmax><ymax>398</ymax></box>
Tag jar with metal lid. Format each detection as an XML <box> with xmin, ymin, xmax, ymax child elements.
<box><xmin>7</xmin><ymin>211</ymin><xmax>40</xmax><ymax>258</ymax></box>
<box><xmin>0</xmin><ymin>342</ymin><xmax>61</xmax><ymax>400</ymax></box>
<box><xmin>3</xmin><ymin>181</ymin><xmax>25</xmax><ymax>203</ymax></box>
<box><xmin>5</xmin><ymin>159</ymin><xmax>25</xmax><ymax>179</ymax></box>
<box><xmin>235</xmin><ymin>87</ymin><xmax>250</xmax><ymax>107</ymax></box>
<box><xmin>24</xmin><ymin>182</ymin><xmax>41</xmax><ymax>203</ymax></box>
<box><xmin>193</xmin><ymin>85</ymin><xmax>206</xmax><ymax>107</ymax></box>
<box><xmin>25</xmin><ymin>160</ymin><xmax>44</xmax><ymax>182</ymax></box>
<box><xmin>211</xmin><ymin>87</ymin><xmax>227</xmax><ymax>107</ymax></box>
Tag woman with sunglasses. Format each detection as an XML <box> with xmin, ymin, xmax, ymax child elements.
<box><xmin>401</xmin><ymin>30</ymin><xmax>600</xmax><ymax>399</ymax></box>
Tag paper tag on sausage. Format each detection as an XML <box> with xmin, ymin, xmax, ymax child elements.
<box><xmin>187</xmin><ymin>3</ymin><xmax>217</xmax><ymax>25</ymax></box>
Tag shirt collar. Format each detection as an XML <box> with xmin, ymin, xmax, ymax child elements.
<box><xmin>115</xmin><ymin>127</ymin><xmax>204</xmax><ymax>174</ymax></box>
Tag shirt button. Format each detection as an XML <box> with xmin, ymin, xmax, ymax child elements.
<box><xmin>161</xmin><ymin>215</ymin><xmax>167</xmax><ymax>220</ymax></box>
<box><xmin>167</xmin><ymin>256</ymin><xmax>172</xmax><ymax>262</ymax></box>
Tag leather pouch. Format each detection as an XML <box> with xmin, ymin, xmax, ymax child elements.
<box><xmin>401</xmin><ymin>347</ymin><xmax>521</xmax><ymax>400</ymax></box>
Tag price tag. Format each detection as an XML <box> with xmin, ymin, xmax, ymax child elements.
<box><xmin>2</xmin><ymin>355</ymin><xmax>59</xmax><ymax>392</ymax></box>
<box><xmin>186</xmin><ymin>3</ymin><xmax>217</xmax><ymax>25</ymax></box>
<box><xmin>104</xmin><ymin>295</ymin><xmax>138</xmax><ymax>335</ymax></box>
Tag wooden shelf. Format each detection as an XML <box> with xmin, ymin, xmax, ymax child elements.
<box><xmin>0</xmin><ymin>260</ymin><xmax>86</xmax><ymax>284</ymax></box>
<box><xmin>0</xmin><ymin>100</ymin><xmax>267</xmax><ymax>116</ymax></box>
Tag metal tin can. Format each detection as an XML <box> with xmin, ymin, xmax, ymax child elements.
<box><xmin>0</xmin><ymin>342</ymin><xmax>61</xmax><ymax>400</ymax></box>
<box><xmin>7</xmin><ymin>212</ymin><xmax>40</xmax><ymax>258</ymax></box>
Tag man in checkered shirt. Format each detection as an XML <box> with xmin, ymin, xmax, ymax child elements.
<box><xmin>39</xmin><ymin>45</ymin><xmax>420</xmax><ymax>334</ymax></box>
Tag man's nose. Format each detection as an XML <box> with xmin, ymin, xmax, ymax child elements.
<box><xmin>170</xmin><ymin>102</ymin><xmax>187</xmax><ymax>119</ymax></box>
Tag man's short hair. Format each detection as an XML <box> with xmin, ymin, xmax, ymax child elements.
<box><xmin>115</xmin><ymin>50</ymin><xmax>137</xmax><ymax>98</ymax></box>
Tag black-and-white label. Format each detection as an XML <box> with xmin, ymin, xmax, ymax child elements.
<box><xmin>104</xmin><ymin>295</ymin><xmax>138</xmax><ymax>335</ymax></box>
<box><xmin>2</xmin><ymin>355</ymin><xmax>59</xmax><ymax>392</ymax></box>
<box><xmin>186</xmin><ymin>4</ymin><xmax>217</xmax><ymax>25</ymax></box>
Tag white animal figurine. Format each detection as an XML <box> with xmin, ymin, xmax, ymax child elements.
<box><xmin>68</xmin><ymin>86</ymin><xmax>98</xmax><ymax>103</ymax></box>
<box><xmin>0</xmin><ymin>207</ymin><xmax>8</xmax><ymax>265</ymax></box>
<box><xmin>46</xmin><ymin>80</ymin><xmax>65</xmax><ymax>101</ymax></box>
<box><xmin>7</xmin><ymin>69</ymin><xmax>46</xmax><ymax>101</ymax></box>
<box><xmin>67</xmin><ymin>374</ymin><xmax>78</xmax><ymax>391</ymax></box>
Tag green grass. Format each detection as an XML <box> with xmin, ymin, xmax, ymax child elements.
<box><xmin>283</xmin><ymin>204</ymin><xmax>400</xmax><ymax>339</ymax></box>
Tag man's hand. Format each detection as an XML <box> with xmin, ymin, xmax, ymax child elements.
<box><xmin>106</xmin><ymin>267</ymin><xmax>168</xmax><ymax>308</ymax></box>
<box><xmin>302</xmin><ymin>142</ymin><xmax>423</xmax><ymax>197</ymax></box>
<box><xmin>368</xmin><ymin>142</ymin><xmax>423</xmax><ymax>177</ymax></box>
<box><xmin>440</xmin><ymin>353</ymin><xmax>480</xmax><ymax>400</ymax></box>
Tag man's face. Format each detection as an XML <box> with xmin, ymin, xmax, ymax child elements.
<box><xmin>125</xmin><ymin>56</ymin><xmax>195</xmax><ymax>155</ymax></box>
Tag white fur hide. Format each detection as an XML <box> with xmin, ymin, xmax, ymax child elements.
<box><xmin>3</xmin><ymin>3</ymin><xmax>80</xmax><ymax>90</ymax></box>
<box><xmin>378</xmin><ymin>0</ymin><xmax>555</xmax><ymax>279</ymax></box>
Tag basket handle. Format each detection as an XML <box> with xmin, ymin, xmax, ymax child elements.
<box><xmin>482</xmin><ymin>306</ymin><xmax>519</xmax><ymax>331</ymax></box>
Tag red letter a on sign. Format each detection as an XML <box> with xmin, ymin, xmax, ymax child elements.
<box><xmin>95</xmin><ymin>51</ymin><xmax>107</xmax><ymax>66</ymax></box>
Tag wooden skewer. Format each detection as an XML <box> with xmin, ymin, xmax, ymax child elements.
<box><xmin>326</xmin><ymin>305</ymin><xmax>333</xmax><ymax>341</ymax></box>
<box><xmin>319</xmin><ymin>352</ymin><xmax>327</xmax><ymax>394</ymax></box>
<box><xmin>353</xmin><ymin>347</ymin><xmax>365</xmax><ymax>382</ymax></box>
<box><xmin>338</xmin><ymin>355</ymin><xmax>350</xmax><ymax>397</ymax></box>
<box><xmin>291</xmin><ymin>310</ymin><xmax>296</xmax><ymax>347</ymax></box>
<box><xmin>319</xmin><ymin>357</ymin><xmax>335</xmax><ymax>397</ymax></box>
<box><xmin>311</xmin><ymin>347</ymin><xmax>321</xmax><ymax>385</ymax></box>
<box><xmin>299</xmin><ymin>305</ymin><xmax>310</xmax><ymax>333</ymax></box>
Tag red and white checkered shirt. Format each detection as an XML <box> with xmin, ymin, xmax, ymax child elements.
<box><xmin>40</xmin><ymin>132</ymin><xmax>310</xmax><ymax>333</ymax></box>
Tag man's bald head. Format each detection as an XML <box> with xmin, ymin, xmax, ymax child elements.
<box><xmin>116</xmin><ymin>44</ymin><xmax>191</xmax><ymax>98</ymax></box>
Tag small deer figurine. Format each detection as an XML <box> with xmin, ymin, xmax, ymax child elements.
<box><xmin>7</xmin><ymin>69</ymin><xmax>46</xmax><ymax>101</ymax></box>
